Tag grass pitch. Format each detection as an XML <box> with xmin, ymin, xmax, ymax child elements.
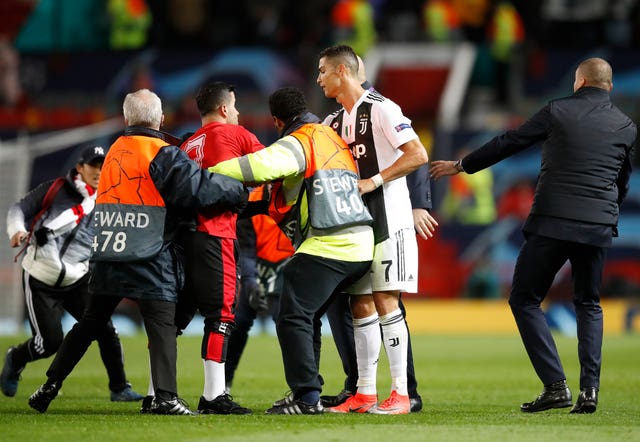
<box><xmin>1</xmin><ymin>332</ymin><xmax>638</xmax><ymax>442</ymax></box>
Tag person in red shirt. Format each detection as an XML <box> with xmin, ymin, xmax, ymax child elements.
<box><xmin>179</xmin><ymin>81</ymin><xmax>264</xmax><ymax>414</ymax></box>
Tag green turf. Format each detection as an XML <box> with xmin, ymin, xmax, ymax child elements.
<box><xmin>1</xmin><ymin>332</ymin><xmax>638</xmax><ymax>441</ymax></box>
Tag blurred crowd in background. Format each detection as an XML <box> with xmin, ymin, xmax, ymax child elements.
<box><xmin>2</xmin><ymin>1</ymin><xmax>640</xmax><ymax>129</ymax></box>
<box><xmin>2</xmin><ymin>0</ymin><xmax>640</xmax><ymax>116</ymax></box>
<box><xmin>0</xmin><ymin>1</ymin><xmax>639</xmax><ymax>320</ymax></box>
<box><xmin>3</xmin><ymin>0</ymin><xmax>640</xmax><ymax>53</ymax></box>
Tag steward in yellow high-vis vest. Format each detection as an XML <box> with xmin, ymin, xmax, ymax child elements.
<box><xmin>213</xmin><ymin>104</ymin><xmax>373</xmax><ymax>262</ymax></box>
<box><xmin>211</xmin><ymin>87</ymin><xmax>373</xmax><ymax>414</ymax></box>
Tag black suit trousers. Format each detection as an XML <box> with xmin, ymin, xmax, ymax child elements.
<box><xmin>508</xmin><ymin>233</ymin><xmax>606</xmax><ymax>389</ymax></box>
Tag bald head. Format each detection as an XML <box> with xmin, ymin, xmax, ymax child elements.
<box><xmin>574</xmin><ymin>58</ymin><xmax>613</xmax><ymax>93</ymax></box>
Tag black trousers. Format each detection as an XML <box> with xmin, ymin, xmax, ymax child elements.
<box><xmin>12</xmin><ymin>272</ymin><xmax>127</xmax><ymax>392</ymax></box>
<box><xmin>326</xmin><ymin>293</ymin><xmax>420</xmax><ymax>397</ymax></box>
<box><xmin>46</xmin><ymin>295</ymin><xmax>179</xmax><ymax>396</ymax></box>
<box><xmin>509</xmin><ymin>233</ymin><xmax>606</xmax><ymax>389</ymax></box>
<box><xmin>276</xmin><ymin>253</ymin><xmax>371</xmax><ymax>396</ymax></box>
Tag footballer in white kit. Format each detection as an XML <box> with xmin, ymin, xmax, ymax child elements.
<box><xmin>323</xmin><ymin>89</ymin><xmax>419</xmax><ymax>295</ymax></box>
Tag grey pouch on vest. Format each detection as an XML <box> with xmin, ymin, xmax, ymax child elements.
<box><xmin>306</xmin><ymin>169</ymin><xmax>372</xmax><ymax>230</ymax></box>
<box><xmin>91</xmin><ymin>204</ymin><xmax>166</xmax><ymax>261</ymax></box>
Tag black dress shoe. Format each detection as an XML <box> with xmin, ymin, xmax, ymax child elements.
<box><xmin>320</xmin><ymin>389</ymin><xmax>353</xmax><ymax>408</ymax></box>
<box><xmin>570</xmin><ymin>387</ymin><xmax>598</xmax><ymax>414</ymax></box>
<box><xmin>520</xmin><ymin>380</ymin><xmax>572</xmax><ymax>412</ymax></box>
<box><xmin>410</xmin><ymin>395</ymin><xmax>423</xmax><ymax>413</ymax></box>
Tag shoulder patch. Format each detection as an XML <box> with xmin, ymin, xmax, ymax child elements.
<box><xmin>394</xmin><ymin>123</ymin><xmax>412</xmax><ymax>132</ymax></box>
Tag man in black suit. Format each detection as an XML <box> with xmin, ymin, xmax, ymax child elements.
<box><xmin>431</xmin><ymin>58</ymin><xmax>636</xmax><ymax>414</ymax></box>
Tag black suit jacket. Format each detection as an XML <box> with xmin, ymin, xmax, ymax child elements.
<box><xmin>460</xmin><ymin>87</ymin><xmax>636</xmax><ymax>247</ymax></box>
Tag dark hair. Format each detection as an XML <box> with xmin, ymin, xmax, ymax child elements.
<box><xmin>195</xmin><ymin>81</ymin><xmax>235</xmax><ymax>116</ymax></box>
<box><xmin>269</xmin><ymin>87</ymin><xmax>307</xmax><ymax>122</ymax></box>
<box><xmin>318</xmin><ymin>45</ymin><xmax>359</xmax><ymax>75</ymax></box>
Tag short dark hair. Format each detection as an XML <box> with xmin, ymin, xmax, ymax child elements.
<box><xmin>195</xmin><ymin>81</ymin><xmax>235</xmax><ymax>116</ymax></box>
<box><xmin>269</xmin><ymin>87</ymin><xmax>307</xmax><ymax>122</ymax></box>
<box><xmin>318</xmin><ymin>45</ymin><xmax>359</xmax><ymax>76</ymax></box>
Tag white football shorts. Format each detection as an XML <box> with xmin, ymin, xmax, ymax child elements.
<box><xmin>348</xmin><ymin>227</ymin><xmax>418</xmax><ymax>295</ymax></box>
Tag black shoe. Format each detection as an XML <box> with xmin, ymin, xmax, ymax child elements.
<box><xmin>140</xmin><ymin>395</ymin><xmax>154</xmax><ymax>414</ymax></box>
<box><xmin>1</xmin><ymin>347</ymin><xmax>25</xmax><ymax>397</ymax></box>
<box><xmin>521</xmin><ymin>380</ymin><xmax>572</xmax><ymax>413</ymax></box>
<box><xmin>570</xmin><ymin>387</ymin><xmax>598</xmax><ymax>414</ymax></box>
<box><xmin>410</xmin><ymin>395</ymin><xmax>423</xmax><ymax>413</ymax></box>
<box><xmin>198</xmin><ymin>394</ymin><xmax>252</xmax><ymax>415</ymax></box>
<box><xmin>110</xmin><ymin>383</ymin><xmax>145</xmax><ymax>402</ymax></box>
<box><xmin>150</xmin><ymin>396</ymin><xmax>196</xmax><ymax>415</ymax></box>
<box><xmin>272</xmin><ymin>391</ymin><xmax>294</xmax><ymax>407</ymax></box>
<box><xmin>320</xmin><ymin>389</ymin><xmax>353</xmax><ymax>408</ymax></box>
<box><xmin>28</xmin><ymin>382</ymin><xmax>61</xmax><ymax>413</ymax></box>
<box><xmin>266</xmin><ymin>398</ymin><xmax>324</xmax><ymax>415</ymax></box>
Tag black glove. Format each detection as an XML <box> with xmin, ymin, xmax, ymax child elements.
<box><xmin>34</xmin><ymin>227</ymin><xmax>52</xmax><ymax>246</ymax></box>
<box><xmin>233</xmin><ymin>187</ymin><xmax>250</xmax><ymax>214</ymax></box>
<box><xmin>238</xmin><ymin>200</ymin><xmax>269</xmax><ymax>219</ymax></box>
<box><xmin>247</xmin><ymin>280</ymin><xmax>268</xmax><ymax>312</ymax></box>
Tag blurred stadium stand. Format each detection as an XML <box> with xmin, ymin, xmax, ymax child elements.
<box><xmin>1</xmin><ymin>0</ymin><xmax>639</xmax><ymax>334</ymax></box>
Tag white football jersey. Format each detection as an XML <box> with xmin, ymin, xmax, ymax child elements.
<box><xmin>324</xmin><ymin>90</ymin><xmax>417</xmax><ymax>243</ymax></box>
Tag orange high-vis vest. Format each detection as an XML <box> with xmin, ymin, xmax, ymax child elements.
<box><xmin>92</xmin><ymin>135</ymin><xmax>168</xmax><ymax>261</ymax></box>
<box><xmin>96</xmin><ymin>135</ymin><xmax>167</xmax><ymax>206</ymax></box>
<box><xmin>293</xmin><ymin>124</ymin><xmax>361</xmax><ymax>179</ymax></box>
<box><xmin>249</xmin><ymin>185</ymin><xmax>294</xmax><ymax>264</ymax></box>
<box><xmin>290</xmin><ymin>123</ymin><xmax>372</xmax><ymax>233</ymax></box>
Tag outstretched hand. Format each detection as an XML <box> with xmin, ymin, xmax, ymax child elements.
<box><xmin>429</xmin><ymin>160</ymin><xmax>459</xmax><ymax>180</ymax></box>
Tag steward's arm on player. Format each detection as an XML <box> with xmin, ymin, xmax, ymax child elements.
<box><xmin>209</xmin><ymin>135</ymin><xmax>305</xmax><ymax>183</ymax></box>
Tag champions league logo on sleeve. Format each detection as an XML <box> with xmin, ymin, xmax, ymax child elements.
<box><xmin>395</xmin><ymin>123</ymin><xmax>411</xmax><ymax>132</ymax></box>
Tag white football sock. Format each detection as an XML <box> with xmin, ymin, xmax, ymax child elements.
<box><xmin>203</xmin><ymin>359</ymin><xmax>226</xmax><ymax>401</ymax></box>
<box><xmin>380</xmin><ymin>309</ymin><xmax>408</xmax><ymax>396</ymax></box>
<box><xmin>353</xmin><ymin>312</ymin><xmax>381</xmax><ymax>396</ymax></box>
